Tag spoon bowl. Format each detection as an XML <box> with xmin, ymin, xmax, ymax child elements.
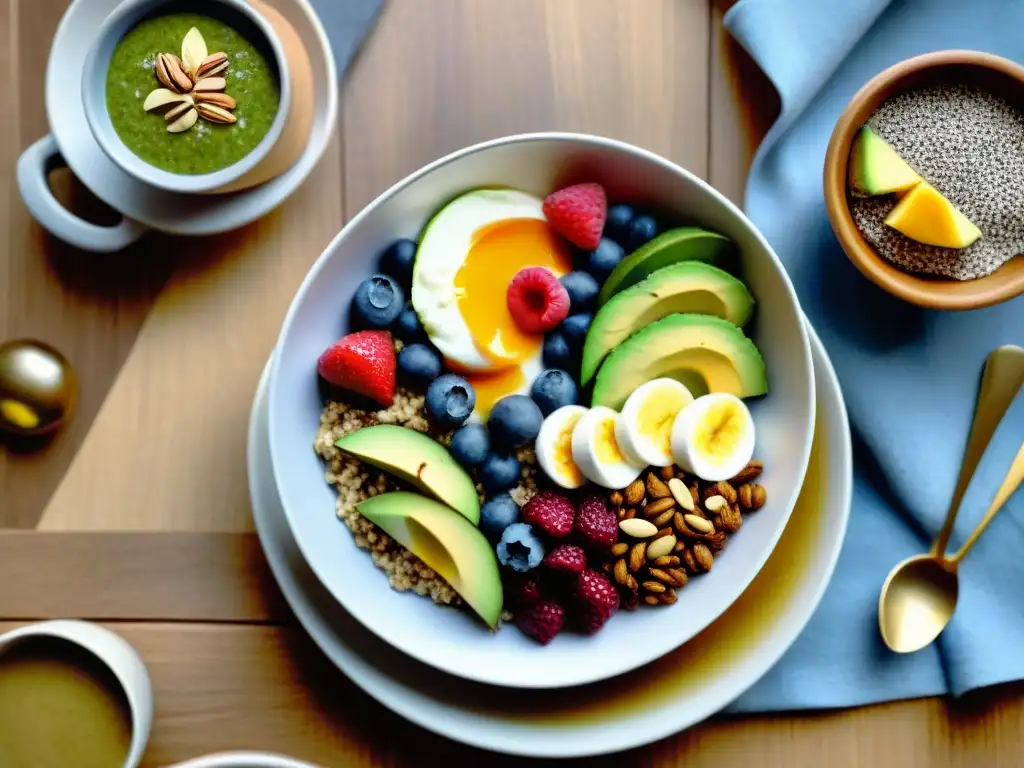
<box><xmin>878</xmin><ymin>555</ymin><xmax>959</xmax><ymax>653</ymax></box>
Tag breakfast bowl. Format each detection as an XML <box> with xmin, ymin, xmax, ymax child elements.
<box><xmin>266</xmin><ymin>133</ymin><xmax>815</xmax><ymax>689</ymax></box>
<box><xmin>824</xmin><ymin>50</ymin><xmax>1024</xmax><ymax>310</ymax></box>
<box><xmin>82</xmin><ymin>0</ymin><xmax>291</xmax><ymax>195</ymax></box>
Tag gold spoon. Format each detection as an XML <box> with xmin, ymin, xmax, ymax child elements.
<box><xmin>878</xmin><ymin>345</ymin><xmax>1024</xmax><ymax>654</ymax></box>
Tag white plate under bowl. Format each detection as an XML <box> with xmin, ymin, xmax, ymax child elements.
<box><xmin>249</xmin><ymin>325</ymin><xmax>850</xmax><ymax>758</ymax></box>
<box><xmin>266</xmin><ymin>133</ymin><xmax>816</xmax><ymax>689</ymax></box>
<box><xmin>40</xmin><ymin>0</ymin><xmax>336</xmax><ymax>236</ymax></box>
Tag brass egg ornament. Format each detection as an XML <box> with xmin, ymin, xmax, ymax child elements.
<box><xmin>0</xmin><ymin>340</ymin><xmax>78</xmax><ymax>436</ymax></box>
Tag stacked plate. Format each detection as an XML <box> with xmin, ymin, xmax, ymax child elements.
<box><xmin>248</xmin><ymin>134</ymin><xmax>853</xmax><ymax>757</ymax></box>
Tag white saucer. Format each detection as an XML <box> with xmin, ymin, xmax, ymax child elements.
<box><xmin>35</xmin><ymin>0</ymin><xmax>336</xmax><ymax>237</ymax></box>
<box><xmin>246</xmin><ymin>324</ymin><xmax>852</xmax><ymax>758</ymax></box>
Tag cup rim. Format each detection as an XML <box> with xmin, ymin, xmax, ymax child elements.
<box><xmin>823</xmin><ymin>49</ymin><xmax>1024</xmax><ymax>310</ymax></box>
<box><xmin>81</xmin><ymin>0</ymin><xmax>292</xmax><ymax>195</ymax></box>
<box><xmin>0</xmin><ymin>619</ymin><xmax>153</xmax><ymax>767</ymax></box>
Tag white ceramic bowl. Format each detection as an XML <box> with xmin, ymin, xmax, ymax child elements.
<box><xmin>168</xmin><ymin>752</ymin><xmax>323</xmax><ymax>768</ymax></box>
<box><xmin>266</xmin><ymin>133</ymin><xmax>815</xmax><ymax>689</ymax></box>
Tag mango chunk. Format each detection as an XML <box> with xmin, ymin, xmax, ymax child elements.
<box><xmin>883</xmin><ymin>182</ymin><xmax>982</xmax><ymax>249</ymax></box>
<box><xmin>848</xmin><ymin>126</ymin><xmax>921</xmax><ymax>197</ymax></box>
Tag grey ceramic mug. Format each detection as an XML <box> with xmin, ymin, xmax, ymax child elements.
<box><xmin>81</xmin><ymin>0</ymin><xmax>291</xmax><ymax>195</ymax></box>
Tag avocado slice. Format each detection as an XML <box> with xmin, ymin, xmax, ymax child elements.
<box><xmin>848</xmin><ymin>125</ymin><xmax>921</xmax><ymax>197</ymax></box>
<box><xmin>336</xmin><ymin>425</ymin><xmax>481</xmax><ymax>525</ymax></box>
<box><xmin>357</xmin><ymin>491</ymin><xmax>503</xmax><ymax>628</ymax></box>
<box><xmin>591</xmin><ymin>314</ymin><xmax>767</xmax><ymax>410</ymax></box>
<box><xmin>597</xmin><ymin>227</ymin><xmax>735</xmax><ymax>306</ymax></box>
<box><xmin>580</xmin><ymin>262</ymin><xmax>755</xmax><ymax>386</ymax></box>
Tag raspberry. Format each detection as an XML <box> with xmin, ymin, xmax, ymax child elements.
<box><xmin>576</xmin><ymin>569</ymin><xmax>620</xmax><ymax>634</ymax></box>
<box><xmin>573</xmin><ymin>495</ymin><xmax>618</xmax><ymax>551</ymax></box>
<box><xmin>521</xmin><ymin>491</ymin><xmax>575</xmax><ymax>539</ymax></box>
<box><xmin>505</xmin><ymin>571</ymin><xmax>544</xmax><ymax>606</ymax></box>
<box><xmin>542</xmin><ymin>544</ymin><xmax>587</xmax><ymax>574</ymax></box>
<box><xmin>515</xmin><ymin>600</ymin><xmax>566</xmax><ymax>645</ymax></box>
<box><xmin>506</xmin><ymin>268</ymin><xmax>571</xmax><ymax>333</ymax></box>
<box><xmin>542</xmin><ymin>183</ymin><xmax>607</xmax><ymax>250</ymax></box>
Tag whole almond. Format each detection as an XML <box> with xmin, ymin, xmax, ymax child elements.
<box><xmin>620</xmin><ymin>518</ymin><xmax>658</xmax><ymax>538</ymax></box>
<box><xmin>610</xmin><ymin>542</ymin><xmax>629</xmax><ymax>557</ymax></box>
<box><xmin>659</xmin><ymin>588</ymin><xmax>679</xmax><ymax>605</ymax></box>
<box><xmin>704</xmin><ymin>494</ymin><xmax>727</xmax><ymax>512</ymax></box>
<box><xmin>623</xmin><ymin>479</ymin><xmax>645</xmax><ymax>506</ymax></box>
<box><xmin>720</xmin><ymin>503</ymin><xmax>743</xmax><ymax>533</ymax></box>
<box><xmin>674</xmin><ymin>538</ymin><xmax>686</xmax><ymax>553</ymax></box>
<box><xmin>750</xmin><ymin>483</ymin><xmax>767</xmax><ymax>510</ymax></box>
<box><xmin>666</xmin><ymin>568</ymin><xmax>688</xmax><ymax>588</ymax></box>
<box><xmin>196</xmin><ymin>51</ymin><xmax>229</xmax><ymax>79</ymax></box>
<box><xmin>705</xmin><ymin>531</ymin><xmax>728</xmax><ymax>552</ymax></box>
<box><xmin>668</xmin><ymin>477</ymin><xmax>695</xmax><ymax>511</ymax></box>
<box><xmin>648</xmin><ymin>567</ymin><xmax>673</xmax><ymax>584</ymax></box>
<box><xmin>619</xmin><ymin>507</ymin><xmax>636</xmax><ymax>521</ymax></box>
<box><xmin>626</xmin><ymin>574</ymin><xmax>638</xmax><ymax>591</ymax></box>
<box><xmin>193</xmin><ymin>91</ymin><xmax>237</xmax><ymax>110</ymax></box>
<box><xmin>642</xmin><ymin>580</ymin><xmax>666</xmax><ymax>594</ymax></box>
<box><xmin>731</xmin><ymin>460</ymin><xmax>763</xmax><ymax>484</ymax></box>
<box><xmin>654</xmin><ymin>555</ymin><xmax>680</xmax><ymax>567</ymax></box>
<box><xmin>629</xmin><ymin>542</ymin><xmax>647</xmax><ymax>572</ymax></box>
<box><xmin>644</xmin><ymin>497</ymin><xmax>675</xmax><ymax>517</ymax></box>
<box><xmin>684</xmin><ymin>514</ymin><xmax>714</xmax><ymax>534</ymax></box>
<box><xmin>644</xmin><ymin>595</ymin><xmax>660</xmax><ymax>605</ymax></box>
<box><xmin>196</xmin><ymin>103</ymin><xmax>237</xmax><ymax>125</ymax></box>
<box><xmin>673</xmin><ymin>511</ymin><xmax>699</xmax><ymax>539</ymax></box>
<box><xmin>658</xmin><ymin>465</ymin><xmax>675</xmax><ymax>481</ymax></box>
<box><xmin>651</xmin><ymin>507</ymin><xmax>676</xmax><ymax>528</ymax></box>
<box><xmin>613</xmin><ymin>557</ymin><xmax>630</xmax><ymax>586</ymax></box>
<box><xmin>656</xmin><ymin>527</ymin><xmax>674</xmax><ymax>539</ymax></box>
<box><xmin>682</xmin><ymin>548</ymin><xmax>698</xmax><ymax>573</ymax></box>
<box><xmin>646</xmin><ymin>472</ymin><xmax>671</xmax><ymax>499</ymax></box>
<box><xmin>715</xmin><ymin>481</ymin><xmax>738</xmax><ymax>505</ymax></box>
<box><xmin>156</xmin><ymin>53</ymin><xmax>192</xmax><ymax>93</ymax></box>
<box><xmin>646</xmin><ymin>534</ymin><xmax>676</xmax><ymax>560</ymax></box>
<box><xmin>693</xmin><ymin>542</ymin><xmax>714</xmax><ymax>572</ymax></box>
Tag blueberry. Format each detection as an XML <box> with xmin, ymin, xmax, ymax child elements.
<box><xmin>450</xmin><ymin>423</ymin><xmax>490</xmax><ymax>468</ymax></box>
<box><xmin>626</xmin><ymin>214</ymin><xmax>659</xmax><ymax>251</ymax></box>
<box><xmin>584</xmin><ymin>238</ymin><xmax>625</xmax><ymax>283</ymax></box>
<box><xmin>378</xmin><ymin>238</ymin><xmax>417</xmax><ymax>290</ymax></box>
<box><xmin>530</xmin><ymin>369</ymin><xmax>578</xmax><ymax>416</ymax></box>
<box><xmin>488</xmin><ymin>395</ymin><xmax>543</xmax><ymax>449</ymax></box>
<box><xmin>480</xmin><ymin>493</ymin><xmax>521</xmax><ymax>543</ymax></box>
<box><xmin>605</xmin><ymin>203</ymin><xmax>635</xmax><ymax>244</ymax></box>
<box><xmin>392</xmin><ymin>304</ymin><xmax>427</xmax><ymax>343</ymax></box>
<box><xmin>496</xmin><ymin>523</ymin><xmax>545</xmax><ymax>572</ymax></box>
<box><xmin>561</xmin><ymin>313</ymin><xmax>592</xmax><ymax>348</ymax></box>
<box><xmin>351</xmin><ymin>274</ymin><xmax>404</xmax><ymax>330</ymax></box>
<box><xmin>397</xmin><ymin>343</ymin><xmax>442</xmax><ymax>390</ymax></box>
<box><xmin>480</xmin><ymin>452</ymin><xmax>522</xmax><ymax>494</ymax></box>
<box><xmin>559</xmin><ymin>271</ymin><xmax>600</xmax><ymax>313</ymax></box>
<box><xmin>425</xmin><ymin>374</ymin><xmax>475</xmax><ymax>429</ymax></box>
<box><xmin>543</xmin><ymin>331</ymin><xmax>574</xmax><ymax>370</ymax></box>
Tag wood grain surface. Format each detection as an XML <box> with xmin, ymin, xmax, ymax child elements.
<box><xmin>1</xmin><ymin>0</ymin><xmax>1022</xmax><ymax>765</ymax></box>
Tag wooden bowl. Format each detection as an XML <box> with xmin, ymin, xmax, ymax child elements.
<box><xmin>823</xmin><ymin>50</ymin><xmax>1024</xmax><ymax>310</ymax></box>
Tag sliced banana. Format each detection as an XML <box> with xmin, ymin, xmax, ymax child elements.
<box><xmin>614</xmin><ymin>378</ymin><xmax>694</xmax><ymax>468</ymax></box>
<box><xmin>671</xmin><ymin>393</ymin><xmax>755</xmax><ymax>482</ymax></box>
<box><xmin>535</xmin><ymin>405</ymin><xmax>588</xmax><ymax>489</ymax></box>
<box><xmin>571</xmin><ymin>406</ymin><xmax>644</xmax><ymax>489</ymax></box>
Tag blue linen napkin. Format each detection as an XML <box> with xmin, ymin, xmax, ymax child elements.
<box><xmin>724</xmin><ymin>0</ymin><xmax>1024</xmax><ymax>712</ymax></box>
<box><xmin>305</xmin><ymin>0</ymin><xmax>382</xmax><ymax>77</ymax></box>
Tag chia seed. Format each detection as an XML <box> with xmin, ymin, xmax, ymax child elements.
<box><xmin>849</xmin><ymin>84</ymin><xmax>1024</xmax><ymax>280</ymax></box>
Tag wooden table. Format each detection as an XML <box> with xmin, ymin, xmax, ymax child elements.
<box><xmin>2</xmin><ymin>0</ymin><xmax>1023</xmax><ymax>765</ymax></box>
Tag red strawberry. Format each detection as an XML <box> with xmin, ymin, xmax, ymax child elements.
<box><xmin>505</xmin><ymin>571</ymin><xmax>544</xmax><ymax>606</ymax></box>
<box><xmin>506</xmin><ymin>268</ymin><xmax>571</xmax><ymax>333</ymax></box>
<box><xmin>317</xmin><ymin>330</ymin><xmax>396</xmax><ymax>406</ymax></box>
<box><xmin>543</xmin><ymin>544</ymin><xmax>587</xmax><ymax>574</ymax></box>
<box><xmin>515</xmin><ymin>599</ymin><xmax>566</xmax><ymax>645</ymax></box>
<box><xmin>542</xmin><ymin>183</ymin><xmax>607</xmax><ymax>250</ymax></box>
<box><xmin>521</xmin><ymin>491</ymin><xmax>575</xmax><ymax>539</ymax></box>
<box><xmin>573</xmin><ymin>495</ymin><xmax>618</xmax><ymax>551</ymax></box>
<box><xmin>576</xmin><ymin>569</ymin><xmax>620</xmax><ymax>634</ymax></box>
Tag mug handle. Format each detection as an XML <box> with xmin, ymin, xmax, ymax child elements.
<box><xmin>16</xmin><ymin>135</ymin><xmax>149</xmax><ymax>252</ymax></box>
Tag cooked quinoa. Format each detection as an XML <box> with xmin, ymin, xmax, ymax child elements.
<box><xmin>314</xmin><ymin>388</ymin><xmax>538</xmax><ymax>611</ymax></box>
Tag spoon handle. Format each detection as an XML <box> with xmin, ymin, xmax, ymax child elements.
<box><xmin>932</xmin><ymin>346</ymin><xmax>1024</xmax><ymax>557</ymax></box>
<box><xmin>951</xmin><ymin>442</ymin><xmax>1024</xmax><ymax>564</ymax></box>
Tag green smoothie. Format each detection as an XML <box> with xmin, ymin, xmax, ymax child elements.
<box><xmin>106</xmin><ymin>12</ymin><xmax>280</xmax><ymax>175</ymax></box>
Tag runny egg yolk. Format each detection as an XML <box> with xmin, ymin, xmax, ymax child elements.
<box><xmin>455</xmin><ymin>218</ymin><xmax>573</xmax><ymax>367</ymax></box>
<box><xmin>555</xmin><ymin>414</ymin><xmax>585</xmax><ymax>487</ymax></box>
<box><xmin>638</xmin><ymin>387</ymin><xmax>690</xmax><ymax>454</ymax></box>
<box><xmin>595</xmin><ymin>417</ymin><xmax>628</xmax><ymax>465</ymax></box>
<box><xmin>695</xmin><ymin>400</ymin><xmax>744</xmax><ymax>462</ymax></box>
<box><xmin>467</xmin><ymin>367</ymin><xmax>526</xmax><ymax>421</ymax></box>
